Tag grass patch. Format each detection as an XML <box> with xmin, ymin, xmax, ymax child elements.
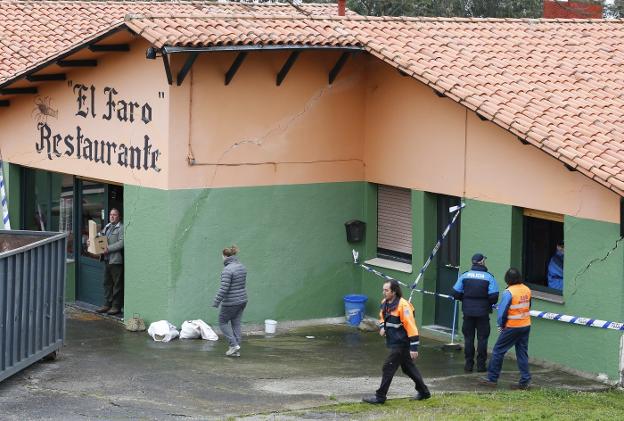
<box><xmin>294</xmin><ymin>389</ymin><xmax>624</xmax><ymax>420</ymax></box>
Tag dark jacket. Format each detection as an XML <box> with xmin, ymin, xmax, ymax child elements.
<box><xmin>452</xmin><ymin>264</ymin><xmax>499</xmax><ymax>317</ymax></box>
<box><xmin>378</xmin><ymin>297</ymin><xmax>420</xmax><ymax>352</ymax></box>
<box><xmin>213</xmin><ymin>256</ymin><xmax>248</xmax><ymax>307</ymax></box>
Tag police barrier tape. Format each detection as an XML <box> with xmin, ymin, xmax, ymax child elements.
<box><xmin>0</xmin><ymin>161</ymin><xmax>10</xmax><ymax>229</ymax></box>
<box><xmin>530</xmin><ymin>310</ymin><xmax>624</xmax><ymax>331</ymax></box>
<box><xmin>361</xmin><ymin>264</ymin><xmax>624</xmax><ymax>331</ymax></box>
<box><xmin>359</xmin><ymin>263</ymin><xmax>454</xmax><ymax>300</ymax></box>
<box><xmin>408</xmin><ymin>203</ymin><xmax>465</xmax><ymax>301</ymax></box>
<box><xmin>359</xmin><ymin>264</ymin><xmax>407</xmax><ymax>286</ymax></box>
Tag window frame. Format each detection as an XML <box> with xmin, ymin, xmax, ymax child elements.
<box><xmin>521</xmin><ymin>208</ymin><xmax>564</xmax><ymax>297</ymax></box>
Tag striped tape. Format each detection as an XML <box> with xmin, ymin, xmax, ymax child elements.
<box><xmin>359</xmin><ymin>264</ymin><xmax>408</xmax><ymax>286</ymax></box>
<box><xmin>530</xmin><ymin>310</ymin><xmax>624</xmax><ymax>331</ymax></box>
<box><xmin>359</xmin><ymin>263</ymin><xmax>454</xmax><ymax>300</ymax></box>
<box><xmin>409</xmin><ymin>204</ymin><xmax>464</xmax><ymax>294</ymax></box>
<box><xmin>0</xmin><ymin>161</ymin><xmax>10</xmax><ymax>229</ymax></box>
<box><xmin>361</xmin><ymin>264</ymin><xmax>624</xmax><ymax>331</ymax></box>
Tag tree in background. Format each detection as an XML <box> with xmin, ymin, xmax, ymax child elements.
<box><xmin>605</xmin><ymin>0</ymin><xmax>624</xmax><ymax>17</ymax></box>
<box><xmin>343</xmin><ymin>0</ymin><xmax>542</xmax><ymax>18</ymax></box>
<box><xmin>231</xmin><ymin>1</ymin><xmax>618</xmax><ymax>19</ymax></box>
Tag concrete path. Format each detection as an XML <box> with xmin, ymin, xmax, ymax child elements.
<box><xmin>0</xmin><ymin>308</ymin><xmax>608</xmax><ymax>420</ymax></box>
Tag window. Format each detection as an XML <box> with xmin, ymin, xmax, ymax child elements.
<box><xmin>522</xmin><ymin>209</ymin><xmax>564</xmax><ymax>296</ymax></box>
<box><xmin>377</xmin><ymin>185</ymin><xmax>412</xmax><ymax>263</ymax></box>
<box><xmin>22</xmin><ymin>168</ymin><xmax>75</xmax><ymax>258</ymax></box>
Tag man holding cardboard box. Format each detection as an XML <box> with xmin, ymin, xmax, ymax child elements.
<box><xmin>95</xmin><ymin>208</ymin><xmax>124</xmax><ymax>315</ymax></box>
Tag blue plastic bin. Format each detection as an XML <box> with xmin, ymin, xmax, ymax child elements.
<box><xmin>344</xmin><ymin>294</ymin><xmax>368</xmax><ymax>326</ymax></box>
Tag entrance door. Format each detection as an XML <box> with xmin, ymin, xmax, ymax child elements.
<box><xmin>434</xmin><ymin>195</ymin><xmax>461</xmax><ymax>329</ymax></box>
<box><xmin>76</xmin><ymin>180</ymin><xmax>107</xmax><ymax>305</ymax></box>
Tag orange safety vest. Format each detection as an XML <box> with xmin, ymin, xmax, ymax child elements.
<box><xmin>378</xmin><ymin>297</ymin><xmax>420</xmax><ymax>349</ymax></box>
<box><xmin>505</xmin><ymin>284</ymin><xmax>531</xmax><ymax>328</ymax></box>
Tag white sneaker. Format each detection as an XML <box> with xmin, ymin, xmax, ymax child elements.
<box><xmin>225</xmin><ymin>345</ymin><xmax>240</xmax><ymax>356</ymax></box>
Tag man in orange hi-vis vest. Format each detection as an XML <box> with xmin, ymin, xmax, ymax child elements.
<box><xmin>363</xmin><ymin>280</ymin><xmax>431</xmax><ymax>404</ymax></box>
<box><xmin>480</xmin><ymin>268</ymin><xmax>532</xmax><ymax>389</ymax></box>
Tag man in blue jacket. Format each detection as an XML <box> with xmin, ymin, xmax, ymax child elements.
<box><xmin>452</xmin><ymin>253</ymin><xmax>499</xmax><ymax>372</ymax></box>
<box><xmin>547</xmin><ymin>241</ymin><xmax>564</xmax><ymax>291</ymax></box>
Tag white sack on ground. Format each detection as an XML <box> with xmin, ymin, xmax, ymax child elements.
<box><xmin>180</xmin><ymin>320</ymin><xmax>201</xmax><ymax>339</ymax></box>
<box><xmin>147</xmin><ymin>320</ymin><xmax>179</xmax><ymax>342</ymax></box>
<box><xmin>179</xmin><ymin>319</ymin><xmax>218</xmax><ymax>341</ymax></box>
<box><xmin>195</xmin><ymin>319</ymin><xmax>218</xmax><ymax>341</ymax></box>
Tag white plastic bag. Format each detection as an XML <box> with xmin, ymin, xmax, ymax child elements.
<box><xmin>179</xmin><ymin>319</ymin><xmax>218</xmax><ymax>341</ymax></box>
<box><xmin>147</xmin><ymin>320</ymin><xmax>179</xmax><ymax>342</ymax></box>
<box><xmin>195</xmin><ymin>319</ymin><xmax>219</xmax><ymax>341</ymax></box>
<box><xmin>180</xmin><ymin>320</ymin><xmax>201</xmax><ymax>339</ymax></box>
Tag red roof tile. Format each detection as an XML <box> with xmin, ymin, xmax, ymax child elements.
<box><xmin>0</xmin><ymin>1</ymin><xmax>346</xmax><ymax>82</ymax></box>
<box><xmin>2</xmin><ymin>3</ymin><xmax>624</xmax><ymax>196</ymax></box>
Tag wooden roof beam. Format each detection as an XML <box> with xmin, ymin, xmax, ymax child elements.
<box><xmin>26</xmin><ymin>73</ymin><xmax>66</xmax><ymax>82</ymax></box>
<box><xmin>328</xmin><ymin>52</ymin><xmax>351</xmax><ymax>85</ymax></box>
<box><xmin>177</xmin><ymin>53</ymin><xmax>198</xmax><ymax>86</ymax></box>
<box><xmin>162</xmin><ymin>53</ymin><xmax>173</xmax><ymax>85</ymax></box>
<box><xmin>57</xmin><ymin>59</ymin><xmax>97</xmax><ymax>67</ymax></box>
<box><xmin>276</xmin><ymin>51</ymin><xmax>300</xmax><ymax>86</ymax></box>
<box><xmin>0</xmin><ymin>87</ymin><xmax>38</xmax><ymax>95</ymax></box>
<box><xmin>225</xmin><ymin>52</ymin><xmax>248</xmax><ymax>86</ymax></box>
<box><xmin>89</xmin><ymin>44</ymin><xmax>130</xmax><ymax>52</ymax></box>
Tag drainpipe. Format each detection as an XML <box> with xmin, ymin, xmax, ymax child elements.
<box><xmin>338</xmin><ymin>0</ymin><xmax>346</xmax><ymax>16</ymax></box>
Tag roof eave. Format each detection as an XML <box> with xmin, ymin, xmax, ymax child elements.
<box><xmin>161</xmin><ymin>45</ymin><xmax>365</xmax><ymax>54</ymax></box>
<box><xmin>0</xmin><ymin>23</ymin><xmax>129</xmax><ymax>90</ymax></box>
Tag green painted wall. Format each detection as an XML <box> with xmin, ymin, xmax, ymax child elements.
<box><xmin>460</xmin><ymin>199</ymin><xmax>624</xmax><ymax>381</ymax></box>
<box><xmin>459</xmin><ymin>199</ymin><xmax>514</xmax><ymax>282</ymax></box>
<box><xmin>124</xmin><ymin>182</ymin><xmax>365</xmax><ymax>326</ymax></box>
<box><xmin>417</xmin><ymin>191</ymin><xmax>439</xmax><ymax>326</ymax></box>
<box><xmin>65</xmin><ymin>261</ymin><xmax>76</xmax><ymax>302</ymax></box>
<box><xmin>528</xmin><ymin>216</ymin><xmax>623</xmax><ymax>380</ymax></box>
<box><xmin>458</xmin><ymin>199</ymin><xmax>514</xmax><ymax>357</ymax></box>
<box><xmin>360</xmin><ymin>183</ymin><xmax>380</xmax><ymax>316</ymax></box>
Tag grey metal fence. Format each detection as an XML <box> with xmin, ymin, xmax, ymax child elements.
<box><xmin>0</xmin><ymin>230</ymin><xmax>68</xmax><ymax>383</ymax></box>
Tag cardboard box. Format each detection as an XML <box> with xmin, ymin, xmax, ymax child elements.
<box><xmin>87</xmin><ymin>220</ymin><xmax>108</xmax><ymax>255</ymax></box>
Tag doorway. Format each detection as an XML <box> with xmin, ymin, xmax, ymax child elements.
<box><xmin>75</xmin><ymin>179</ymin><xmax>123</xmax><ymax>307</ymax></box>
<box><xmin>434</xmin><ymin>194</ymin><xmax>461</xmax><ymax>330</ymax></box>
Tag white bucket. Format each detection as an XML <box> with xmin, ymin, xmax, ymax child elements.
<box><xmin>264</xmin><ymin>319</ymin><xmax>277</xmax><ymax>334</ymax></box>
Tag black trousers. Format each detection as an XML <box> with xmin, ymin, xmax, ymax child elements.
<box><xmin>376</xmin><ymin>347</ymin><xmax>428</xmax><ymax>399</ymax></box>
<box><xmin>103</xmin><ymin>263</ymin><xmax>123</xmax><ymax>309</ymax></box>
<box><xmin>462</xmin><ymin>315</ymin><xmax>490</xmax><ymax>368</ymax></box>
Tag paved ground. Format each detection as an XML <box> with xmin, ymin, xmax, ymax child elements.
<box><xmin>0</xmin><ymin>307</ymin><xmax>609</xmax><ymax>420</ymax></box>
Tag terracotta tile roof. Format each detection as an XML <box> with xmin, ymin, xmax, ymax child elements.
<box><xmin>2</xmin><ymin>3</ymin><xmax>624</xmax><ymax>196</ymax></box>
<box><xmin>341</xmin><ymin>17</ymin><xmax>624</xmax><ymax>196</ymax></box>
<box><xmin>0</xmin><ymin>1</ymin><xmax>345</xmax><ymax>82</ymax></box>
<box><xmin>125</xmin><ymin>15</ymin><xmax>624</xmax><ymax>196</ymax></box>
<box><xmin>125</xmin><ymin>15</ymin><xmax>360</xmax><ymax>48</ymax></box>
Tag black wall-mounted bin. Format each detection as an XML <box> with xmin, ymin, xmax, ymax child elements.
<box><xmin>345</xmin><ymin>220</ymin><xmax>365</xmax><ymax>243</ymax></box>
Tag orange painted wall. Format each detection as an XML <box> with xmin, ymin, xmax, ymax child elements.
<box><xmin>363</xmin><ymin>59</ymin><xmax>619</xmax><ymax>223</ymax></box>
<box><xmin>0</xmin><ymin>38</ymin><xmax>617</xmax><ymax>223</ymax></box>
<box><xmin>166</xmin><ymin>50</ymin><xmax>366</xmax><ymax>189</ymax></box>
<box><xmin>0</xmin><ymin>38</ymin><xmax>169</xmax><ymax>189</ymax></box>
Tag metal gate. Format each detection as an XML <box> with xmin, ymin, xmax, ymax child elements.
<box><xmin>0</xmin><ymin>230</ymin><xmax>67</xmax><ymax>383</ymax></box>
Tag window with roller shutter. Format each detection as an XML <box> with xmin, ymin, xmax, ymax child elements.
<box><xmin>377</xmin><ymin>185</ymin><xmax>412</xmax><ymax>263</ymax></box>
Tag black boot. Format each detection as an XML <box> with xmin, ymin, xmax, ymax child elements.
<box><xmin>411</xmin><ymin>390</ymin><xmax>431</xmax><ymax>401</ymax></box>
<box><xmin>362</xmin><ymin>395</ymin><xmax>386</xmax><ymax>404</ymax></box>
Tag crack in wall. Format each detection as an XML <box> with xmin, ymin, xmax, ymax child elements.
<box><xmin>571</xmin><ymin>184</ymin><xmax>588</xmax><ymax>217</ymax></box>
<box><xmin>569</xmin><ymin>236</ymin><xmax>624</xmax><ymax>297</ymax></box>
<box><xmin>193</xmin><ymin>74</ymin><xmax>362</xmax><ymax>178</ymax></box>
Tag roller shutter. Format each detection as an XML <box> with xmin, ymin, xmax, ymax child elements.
<box><xmin>377</xmin><ymin>185</ymin><xmax>412</xmax><ymax>255</ymax></box>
